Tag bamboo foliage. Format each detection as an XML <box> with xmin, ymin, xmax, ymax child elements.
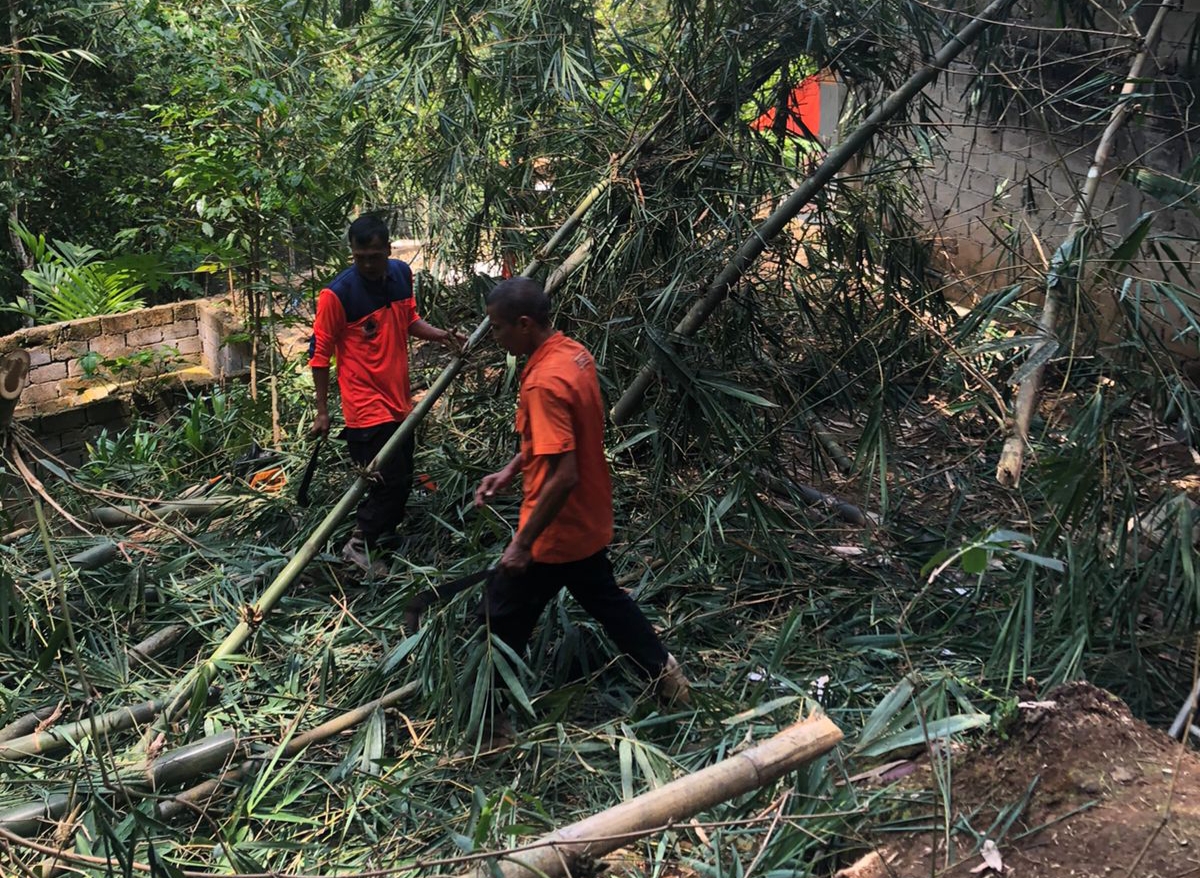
<box><xmin>2</xmin><ymin>0</ymin><xmax>1199</xmax><ymax>875</ymax></box>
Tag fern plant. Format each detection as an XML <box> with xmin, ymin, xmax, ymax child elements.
<box><xmin>3</xmin><ymin>221</ymin><xmax>146</xmax><ymax>324</ymax></box>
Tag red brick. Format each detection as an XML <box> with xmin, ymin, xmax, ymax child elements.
<box><xmin>100</xmin><ymin>313</ymin><xmax>140</xmax><ymax>334</ymax></box>
<box><xmin>126</xmin><ymin>327</ymin><xmax>165</xmax><ymax>347</ymax></box>
<box><xmin>29</xmin><ymin>362</ymin><xmax>68</xmax><ymax>384</ymax></box>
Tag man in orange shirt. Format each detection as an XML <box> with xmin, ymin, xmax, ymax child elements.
<box><xmin>471</xmin><ymin>277</ymin><xmax>690</xmax><ymax>746</ymax></box>
<box><xmin>309</xmin><ymin>215</ymin><xmax>462</xmax><ymax>576</ymax></box>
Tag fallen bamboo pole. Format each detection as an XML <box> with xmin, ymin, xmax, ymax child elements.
<box><xmin>89</xmin><ymin>497</ymin><xmax>253</xmax><ymax>527</ymax></box>
<box><xmin>0</xmin><ymin>706</ymin><xmax>57</xmax><ymax>744</ymax></box>
<box><xmin>155</xmin><ymin>679</ymin><xmax>421</xmax><ymax>821</ymax></box>
<box><xmin>32</xmin><ymin>539</ymin><xmax>118</xmax><ymax>582</ymax></box>
<box><xmin>0</xmin><ymin>697</ymin><xmax>166</xmax><ymax>761</ymax></box>
<box><xmin>127</xmin><ymin>624</ymin><xmax>189</xmax><ymax>668</ymax></box>
<box><xmin>465</xmin><ymin>714</ymin><xmax>843</xmax><ymax>878</ymax></box>
<box><xmin>610</xmin><ymin>0</ymin><xmax>1018</xmax><ymax>425</ymax></box>
<box><xmin>0</xmin><ymin>681</ymin><xmax>422</xmax><ymax>840</ymax></box>
<box><xmin>995</xmin><ymin>1</ymin><xmax>1174</xmax><ymax>487</ymax></box>
<box><xmin>0</xmin><ymin>730</ymin><xmax>242</xmax><ymax>837</ymax></box>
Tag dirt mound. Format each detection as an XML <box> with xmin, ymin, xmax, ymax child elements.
<box><xmin>852</xmin><ymin>681</ymin><xmax>1200</xmax><ymax>877</ymax></box>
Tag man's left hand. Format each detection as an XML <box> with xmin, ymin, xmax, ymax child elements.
<box><xmin>499</xmin><ymin>538</ymin><xmax>532</xmax><ymax>575</ymax></box>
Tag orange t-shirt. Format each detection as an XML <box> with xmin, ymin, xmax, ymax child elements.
<box><xmin>517</xmin><ymin>332</ymin><xmax>614</xmax><ymax>563</ymax></box>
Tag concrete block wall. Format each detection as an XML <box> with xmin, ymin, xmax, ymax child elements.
<box><xmin>916</xmin><ymin>63</ymin><xmax>1200</xmax><ymax>357</ymax></box>
<box><xmin>0</xmin><ymin>297</ymin><xmax>252</xmax><ymax>463</ymax></box>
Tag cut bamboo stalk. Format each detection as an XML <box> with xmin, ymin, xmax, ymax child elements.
<box><xmin>0</xmin><ymin>349</ymin><xmax>30</xmax><ymax>432</ymax></box>
<box><xmin>0</xmin><ymin>730</ymin><xmax>242</xmax><ymax>837</ymax></box>
<box><xmin>995</xmin><ymin>1</ymin><xmax>1174</xmax><ymax>487</ymax></box>
<box><xmin>0</xmin><ymin>698</ymin><xmax>165</xmax><ymax>761</ymax></box>
<box><xmin>0</xmin><ymin>682</ymin><xmax>420</xmax><ymax>841</ymax></box>
<box><xmin>610</xmin><ymin>0</ymin><xmax>1019</xmax><ymax>425</ymax></box>
<box><xmin>89</xmin><ymin>497</ymin><xmax>249</xmax><ymax>527</ymax></box>
<box><xmin>155</xmin><ymin>679</ymin><xmax>420</xmax><ymax>821</ymax></box>
<box><xmin>0</xmin><ymin>706</ymin><xmax>57</xmax><ymax>744</ymax></box>
<box><xmin>32</xmin><ymin>540</ymin><xmax>118</xmax><ymax>582</ymax></box>
<box><xmin>127</xmin><ymin>624</ymin><xmax>189</xmax><ymax>668</ymax></box>
<box><xmin>465</xmin><ymin>714</ymin><xmax>843</xmax><ymax>878</ymax></box>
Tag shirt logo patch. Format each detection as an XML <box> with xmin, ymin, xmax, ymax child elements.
<box><xmin>362</xmin><ymin>317</ymin><xmax>379</xmax><ymax>340</ymax></box>
<box><xmin>574</xmin><ymin>352</ymin><xmax>590</xmax><ymax>370</ymax></box>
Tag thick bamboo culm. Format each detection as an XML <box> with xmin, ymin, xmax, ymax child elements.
<box><xmin>0</xmin><ymin>682</ymin><xmax>421</xmax><ymax>838</ymax></box>
<box><xmin>610</xmin><ymin>0</ymin><xmax>1019</xmax><ymax>425</ymax></box>
<box><xmin>32</xmin><ymin>539</ymin><xmax>118</xmax><ymax>581</ymax></box>
<box><xmin>466</xmin><ymin>714</ymin><xmax>843</xmax><ymax>878</ymax></box>
<box><xmin>0</xmin><ymin>698</ymin><xmax>166</xmax><ymax>761</ymax></box>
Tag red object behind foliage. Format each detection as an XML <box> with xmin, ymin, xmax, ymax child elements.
<box><xmin>751</xmin><ymin>75</ymin><xmax>822</xmax><ymax>139</ymax></box>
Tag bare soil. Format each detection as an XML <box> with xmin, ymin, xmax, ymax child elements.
<box><xmin>849</xmin><ymin>682</ymin><xmax>1200</xmax><ymax>877</ymax></box>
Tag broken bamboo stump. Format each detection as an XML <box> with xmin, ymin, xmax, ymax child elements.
<box><xmin>465</xmin><ymin>714</ymin><xmax>843</xmax><ymax>878</ymax></box>
<box><xmin>0</xmin><ymin>350</ymin><xmax>30</xmax><ymax>434</ymax></box>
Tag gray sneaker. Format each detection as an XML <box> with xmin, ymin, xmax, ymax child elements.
<box><xmin>341</xmin><ymin>533</ymin><xmax>389</xmax><ymax>578</ymax></box>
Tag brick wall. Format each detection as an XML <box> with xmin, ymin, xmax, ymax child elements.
<box><xmin>1</xmin><ymin>297</ymin><xmax>251</xmax><ymax>463</ymax></box>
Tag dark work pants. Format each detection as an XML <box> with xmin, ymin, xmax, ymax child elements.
<box><xmin>478</xmin><ymin>549</ymin><xmax>669</xmax><ymax>680</ymax></box>
<box><xmin>342</xmin><ymin>421</ymin><xmax>415</xmax><ymax>547</ymax></box>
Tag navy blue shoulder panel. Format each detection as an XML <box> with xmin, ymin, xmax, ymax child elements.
<box><xmin>327</xmin><ymin>260</ymin><xmax>413</xmax><ymax>324</ymax></box>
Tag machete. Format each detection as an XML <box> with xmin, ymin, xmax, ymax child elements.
<box><xmin>296</xmin><ymin>437</ymin><xmax>325</xmax><ymax>507</ymax></box>
<box><xmin>403</xmin><ymin>567</ymin><xmax>496</xmax><ymax>632</ymax></box>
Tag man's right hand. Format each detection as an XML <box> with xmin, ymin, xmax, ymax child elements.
<box><xmin>310</xmin><ymin>411</ymin><xmax>331</xmax><ymax>438</ymax></box>
<box><xmin>474</xmin><ymin>468</ymin><xmax>514</xmax><ymax>507</ymax></box>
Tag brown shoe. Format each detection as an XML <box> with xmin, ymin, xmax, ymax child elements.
<box><xmin>341</xmin><ymin>532</ymin><xmax>389</xmax><ymax>578</ymax></box>
<box><xmin>654</xmin><ymin>654</ymin><xmax>692</xmax><ymax>708</ymax></box>
<box><xmin>451</xmin><ymin>714</ymin><xmax>516</xmax><ymax>759</ymax></box>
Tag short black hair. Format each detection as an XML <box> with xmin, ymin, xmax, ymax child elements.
<box><xmin>485</xmin><ymin>277</ymin><xmax>551</xmax><ymax>327</ymax></box>
<box><xmin>348</xmin><ymin>215</ymin><xmax>390</xmax><ymax>248</ymax></box>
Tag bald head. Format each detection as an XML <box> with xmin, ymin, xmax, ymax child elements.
<box><xmin>485</xmin><ymin>278</ymin><xmax>551</xmax><ymax>328</ymax></box>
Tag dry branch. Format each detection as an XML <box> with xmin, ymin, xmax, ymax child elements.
<box><xmin>610</xmin><ymin>0</ymin><xmax>1019</xmax><ymax>425</ymax></box>
<box><xmin>995</xmin><ymin>0</ymin><xmax>1175</xmax><ymax>486</ymax></box>
<box><xmin>464</xmin><ymin>714</ymin><xmax>843</xmax><ymax>878</ymax></box>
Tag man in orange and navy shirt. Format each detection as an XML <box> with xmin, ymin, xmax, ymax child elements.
<box><xmin>469</xmin><ymin>277</ymin><xmax>690</xmax><ymax>748</ymax></box>
<box><xmin>309</xmin><ymin>215</ymin><xmax>462</xmax><ymax>576</ymax></box>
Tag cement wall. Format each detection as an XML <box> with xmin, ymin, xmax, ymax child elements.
<box><xmin>917</xmin><ymin>40</ymin><xmax>1200</xmax><ymax>356</ymax></box>
<box><xmin>0</xmin><ymin>297</ymin><xmax>250</xmax><ymax>463</ymax></box>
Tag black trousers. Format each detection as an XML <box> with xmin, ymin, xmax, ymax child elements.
<box><xmin>342</xmin><ymin>421</ymin><xmax>415</xmax><ymax>547</ymax></box>
<box><xmin>478</xmin><ymin>549</ymin><xmax>669</xmax><ymax>680</ymax></box>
